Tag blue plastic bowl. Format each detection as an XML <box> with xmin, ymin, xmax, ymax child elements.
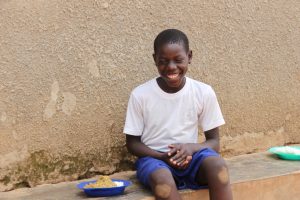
<box><xmin>77</xmin><ymin>179</ymin><xmax>132</xmax><ymax>197</ymax></box>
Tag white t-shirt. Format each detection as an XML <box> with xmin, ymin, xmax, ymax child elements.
<box><xmin>123</xmin><ymin>77</ymin><xmax>225</xmax><ymax>152</ymax></box>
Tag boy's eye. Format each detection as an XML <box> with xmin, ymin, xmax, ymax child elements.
<box><xmin>175</xmin><ymin>60</ymin><xmax>183</xmax><ymax>63</ymax></box>
<box><xmin>158</xmin><ymin>60</ymin><xmax>168</xmax><ymax>65</ymax></box>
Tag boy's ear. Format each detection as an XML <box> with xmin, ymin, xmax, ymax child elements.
<box><xmin>152</xmin><ymin>53</ymin><xmax>157</xmax><ymax>65</ymax></box>
<box><xmin>188</xmin><ymin>50</ymin><xmax>193</xmax><ymax>64</ymax></box>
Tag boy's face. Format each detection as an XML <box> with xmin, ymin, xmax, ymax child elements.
<box><xmin>153</xmin><ymin>42</ymin><xmax>192</xmax><ymax>90</ymax></box>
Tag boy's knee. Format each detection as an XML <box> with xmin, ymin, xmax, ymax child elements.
<box><xmin>149</xmin><ymin>169</ymin><xmax>176</xmax><ymax>199</ymax></box>
<box><xmin>154</xmin><ymin>183</ymin><xmax>172</xmax><ymax>199</ymax></box>
<box><xmin>217</xmin><ymin>165</ymin><xmax>229</xmax><ymax>185</ymax></box>
<box><xmin>203</xmin><ymin>157</ymin><xmax>230</xmax><ymax>185</ymax></box>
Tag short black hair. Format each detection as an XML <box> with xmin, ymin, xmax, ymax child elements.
<box><xmin>154</xmin><ymin>29</ymin><xmax>189</xmax><ymax>54</ymax></box>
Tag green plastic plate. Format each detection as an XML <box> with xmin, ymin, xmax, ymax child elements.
<box><xmin>268</xmin><ymin>146</ymin><xmax>300</xmax><ymax>160</ymax></box>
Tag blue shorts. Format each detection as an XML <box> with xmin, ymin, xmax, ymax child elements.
<box><xmin>135</xmin><ymin>148</ymin><xmax>219</xmax><ymax>190</ymax></box>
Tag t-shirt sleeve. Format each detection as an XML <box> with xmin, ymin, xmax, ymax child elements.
<box><xmin>199</xmin><ymin>86</ymin><xmax>225</xmax><ymax>132</ymax></box>
<box><xmin>123</xmin><ymin>93</ymin><xmax>144</xmax><ymax>136</ymax></box>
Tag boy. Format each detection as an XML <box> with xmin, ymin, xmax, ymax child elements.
<box><xmin>124</xmin><ymin>29</ymin><xmax>233</xmax><ymax>200</ymax></box>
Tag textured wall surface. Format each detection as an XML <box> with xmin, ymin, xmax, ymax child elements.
<box><xmin>0</xmin><ymin>0</ymin><xmax>299</xmax><ymax>191</ymax></box>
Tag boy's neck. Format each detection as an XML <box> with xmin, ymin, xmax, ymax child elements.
<box><xmin>156</xmin><ymin>77</ymin><xmax>186</xmax><ymax>93</ymax></box>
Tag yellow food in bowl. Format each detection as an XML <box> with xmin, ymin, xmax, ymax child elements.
<box><xmin>84</xmin><ymin>176</ymin><xmax>117</xmax><ymax>188</ymax></box>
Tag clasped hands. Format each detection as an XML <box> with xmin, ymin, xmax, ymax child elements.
<box><xmin>162</xmin><ymin>143</ymin><xmax>194</xmax><ymax>170</ymax></box>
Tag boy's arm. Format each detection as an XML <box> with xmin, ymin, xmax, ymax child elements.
<box><xmin>200</xmin><ymin>127</ymin><xmax>220</xmax><ymax>152</ymax></box>
<box><xmin>126</xmin><ymin>135</ymin><xmax>166</xmax><ymax>159</ymax></box>
<box><xmin>126</xmin><ymin>135</ymin><xmax>192</xmax><ymax>169</ymax></box>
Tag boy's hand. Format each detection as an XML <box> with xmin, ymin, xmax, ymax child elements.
<box><xmin>160</xmin><ymin>151</ymin><xmax>191</xmax><ymax>170</ymax></box>
<box><xmin>177</xmin><ymin>155</ymin><xmax>192</xmax><ymax>169</ymax></box>
<box><xmin>167</xmin><ymin>144</ymin><xmax>194</xmax><ymax>169</ymax></box>
<box><xmin>161</xmin><ymin>152</ymin><xmax>178</xmax><ymax>168</ymax></box>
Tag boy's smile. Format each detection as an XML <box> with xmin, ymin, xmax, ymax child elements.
<box><xmin>153</xmin><ymin>43</ymin><xmax>192</xmax><ymax>93</ymax></box>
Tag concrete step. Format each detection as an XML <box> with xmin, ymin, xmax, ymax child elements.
<box><xmin>1</xmin><ymin>150</ymin><xmax>300</xmax><ymax>200</ymax></box>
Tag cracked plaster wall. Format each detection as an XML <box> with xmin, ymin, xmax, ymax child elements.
<box><xmin>0</xmin><ymin>0</ymin><xmax>299</xmax><ymax>191</ymax></box>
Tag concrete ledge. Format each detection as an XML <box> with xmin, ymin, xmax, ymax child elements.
<box><xmin>1</xmin><ymin>150</ymin><xmax>300</xmax><ymax>200</ymax></box>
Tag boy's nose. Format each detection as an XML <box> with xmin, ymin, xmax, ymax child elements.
<box><xmin>167</xmin><ymin>61</ymin><xmax>176</xmax><ymax>69</ymax></box>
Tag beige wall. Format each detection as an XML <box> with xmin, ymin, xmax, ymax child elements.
<box><xmin>0</xmin><ymin>0</ymin><xmax>299</xmax><ymax>191</ymax></box>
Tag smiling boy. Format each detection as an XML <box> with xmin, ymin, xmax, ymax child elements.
<box><xmin>124</xmin><ymin>29</ymin><xmax>233</xmax><ymax>200</ymax></box>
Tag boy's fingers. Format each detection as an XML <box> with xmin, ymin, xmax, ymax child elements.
<box><xmin>186</xmin><ymin>155</ymin><xmax>192</xmax><ymax>162</ymax></box>
<box><xmin>167</xmin><ymin>144</ymin><xmax>178</xmax><ymax>156</ymax></box>
<box><xmin>174</xmin><ymin>156</ymin><xmax>186</xmax><ymax>165</ymax></box>
<box><xmin>178</xmin><ymin>156</ymin><xmax>192</xmax><ymax>168</ymax></box>
<box><xmin>181</xmin><ymin>157</ymin><xmax>191</xmax><ymax>165</ymax></box>
<box><xmin>181</xmin><ymin>160</ymin><xmax>189</xmax><ymax>168</ymax></box>
<box><xmin>178</xmin><ymin>159</ymin><xmax>190</xmax><ymax>169</ymax></box>
<box><xmin>170</xmin><ymin>149</ymin><xmax>183</xmax><ymax>161</ymax></box>
<box><xmin>168</xmin><ymin>148</ymin><xmax>177</xmax><ymax>157</ymax></box>
<box><xmin>176</xmin><ymin>158</ymin><xmax>186</xmax><ymax>167</ymax></box>
<box><xmin>173</xmin><ymin>154</ymin><xmax>189</xmax><ymax>165</ymax></box>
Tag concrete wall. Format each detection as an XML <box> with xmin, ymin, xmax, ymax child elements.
<box><xmin>0</xmin><ymin>0</ymin><xmax>299</xmax><ymax>191</ymax></box>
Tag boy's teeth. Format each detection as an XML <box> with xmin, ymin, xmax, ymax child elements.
<box><xmin>168</xmin><ymin>74</ymin><xmax>178</xmax><ymax>79</ymax></box>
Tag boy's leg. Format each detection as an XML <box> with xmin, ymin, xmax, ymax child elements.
<box><xmin>149</xmin><ymin>168</ymin><xmax>182</xmax><ymax>200</ymax></box>
<box><xmin>196</xmin><ymin>156</ymin><xmax>233</xmax><ymax>200</ymax></box>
